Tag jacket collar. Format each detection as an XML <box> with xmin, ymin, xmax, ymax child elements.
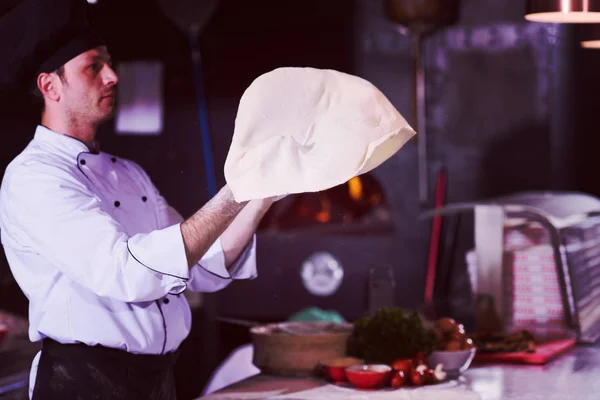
<box><xmin>33</xmin><ymin>125</ymin><xmax>100</xmax><ymax>156</ymax></box>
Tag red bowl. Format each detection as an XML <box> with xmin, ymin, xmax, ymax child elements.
<box><xmin>325</xmin><ymin>365</ymin><xmax>348</xmax><ymax>382</ymax></box>
<box><xmin>321</xmin><ymin>357</ymin><xmax>364</xmax><ymax>382</ymax></box>
<box><xmin>345</xmin><ymin>364</ymin><xmax>392</xmax><ymax>389</ymax></box>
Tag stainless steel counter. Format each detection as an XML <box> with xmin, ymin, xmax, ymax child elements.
<box><xmin>465</xmin><ymin>345</ymin><xmax>600</xmax><ymax>400</ymax></box>
<box><xmin>201</xmin><ymin>345</ymin><xmax>600</xmax><ymax>399</ymax></box>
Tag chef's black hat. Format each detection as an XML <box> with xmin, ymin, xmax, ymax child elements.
<box><xmin>0</xmin><ymin>0</ymin><xmax>104</xmax><ymax>92</ymax></box>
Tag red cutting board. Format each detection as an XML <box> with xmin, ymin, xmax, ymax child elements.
<box><xmin>473</xmin><ymin>339</ymin><xmax>576</xmax><ymax>365</ymax></box>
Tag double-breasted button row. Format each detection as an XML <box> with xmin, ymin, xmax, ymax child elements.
<box><xmin>113</xmin><ymin>197</ymin><xmax>149</xmax><ymax>207</ymax></box>
<box><xmin>77</xmin><ymin>158</ymin><xmax>149</xmax><ymax>208</ymax></box>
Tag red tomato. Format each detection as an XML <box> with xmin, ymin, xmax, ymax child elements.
<box><xmin>391</xmin><ymin>358</ymin><xmax>413</xmax><ymax>374</ymax></box>
<box><xmin>424</xmin><ymin>369</ymin><xmax>434</xmax><ymax>384</ymax></box>
<box><xmin>413</xmin><ymin>352</ymin><xmax>428</xmax><ymax>367</ymax></box>
<box><xmin>390</xmin><ymin>370</ymin><xmax>407</xmax><ymax>388</ymax></box>
<box><xmin>410</xmin><ymin>369</ymin><xmax>426</xmax><ymax>386</ymax></box>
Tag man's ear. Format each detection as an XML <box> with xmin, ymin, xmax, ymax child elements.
<box><xmin>37</xmin><ymin>72</ymin><xmax>60</xmax><ymax>102</ymax></box>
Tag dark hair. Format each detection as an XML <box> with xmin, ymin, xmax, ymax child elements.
<box><xmin>30</xmin><ymin>66</ymin><xmax>67</xmax><ymax>108</ymax></box>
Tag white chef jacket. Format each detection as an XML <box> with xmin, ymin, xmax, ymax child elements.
<box><xmin>0</xmin><ymin>125</ymin><xmax>257</xmax><ymax>357</ymax></box>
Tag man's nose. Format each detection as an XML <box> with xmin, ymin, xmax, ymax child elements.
<box><xmin>103</xmin><ymin>64</ymin><xmax>119</xmax><ymax>86</ymax></box>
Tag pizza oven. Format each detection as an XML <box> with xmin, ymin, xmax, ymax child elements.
<box><xmin>258</xmin><ymin>172</ymin><xmax>393</xmax><ymax>236</ymax></box>
<box><xmin>215</xmin><ymin>163</ymin><xmax>415</xmax><ymax>325</ymax></box>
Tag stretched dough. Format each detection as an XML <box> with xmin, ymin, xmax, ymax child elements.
<box><xmin>224</xmin><ymin>67</ymin><xmax>416</xmax><ymax>202</ymax></box>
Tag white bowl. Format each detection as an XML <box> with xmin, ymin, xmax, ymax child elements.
<box><xmin>427</xmin><ymin>348</ymin><xmax>476</xmax><ymax>378</ymax></box>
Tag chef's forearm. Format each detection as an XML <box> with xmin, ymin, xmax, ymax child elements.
<box><xmin>180</xmin><ymin>185</ymin><xmax>247</xmax><ymax>268</ymax></box>
<box><xmin>220</xmin><ymin>199</ymin><xmax>271</xmax><ymax>268</ymax></box>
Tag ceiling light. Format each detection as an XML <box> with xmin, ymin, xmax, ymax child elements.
<box><xmin>581</xmin><ymin>24</ymin><xmax>600</xmax><ymax>47</ymax></box>
<box><xmin>525</xmin><ymin>0</ymin><xmax>600</xmax><ymax>23</ymax></box>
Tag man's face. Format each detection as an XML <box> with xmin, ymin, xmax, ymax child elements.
<box><xmin>57</xmin><ymin>46</ymin><xmax>118</xmax><ymax>125</ymax></box>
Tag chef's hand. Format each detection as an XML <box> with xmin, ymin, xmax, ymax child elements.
<box><xmin>250</xmin><ymin>195</ymin><xmax>287</xmax><ymax>213</ymax></box>
<box><xmin>249</xmin><ymin>195</ymin><xmax>288</xmax><ymax>213</ymax></box>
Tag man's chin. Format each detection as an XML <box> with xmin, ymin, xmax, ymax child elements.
<box><xmin>96</xmin><ymin>109</ymin><xmax>116</xmax><ymax>125</ymax></box>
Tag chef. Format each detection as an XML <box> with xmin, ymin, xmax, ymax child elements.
<box><xmin>0</xmin><ymin>0</ymin><xmax>279</xmax><ymax>399</ymax></box>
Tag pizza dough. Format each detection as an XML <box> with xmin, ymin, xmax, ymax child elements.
<box><xmin>224</xmin><ymin>67</ymin><xmax>416</xmax><ymax>202</ymax></box>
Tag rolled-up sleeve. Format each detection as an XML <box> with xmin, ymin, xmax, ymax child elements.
<box><xmin>3</xmin><ymin>162</ymin><xmax>189</xmax><ymax>303</ymax></box>
<box><xmin>154</xmin><ymin>188</ymin><xmax>257</xmax><ymax>293</ymax></box>
<box><xmin>187</xmin><ymin>235</ymin><xmax>257</xmax><ymax>292</ymax></box>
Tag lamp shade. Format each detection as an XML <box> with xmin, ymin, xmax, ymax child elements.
<box><xmin>384</xmin><ymin>0</ymin><xmax>459</xmax><ymax>35</ymax></box>
<box><xmin>581</xmin><ymin>24</ymin><xmax>600</xmax><ymax>47</ymax></box>
<box><xmin>525</xmin><ymin>0</ymin><xmax>600</xmax><ymax>23</ymax></box>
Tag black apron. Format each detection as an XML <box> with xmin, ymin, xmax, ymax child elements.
<box><xmin>32</xmin><ymin>339</ymin><xmax>179</xmax><ymax>400</ymax></box>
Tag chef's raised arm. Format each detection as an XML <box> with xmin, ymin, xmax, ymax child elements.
<box><xmin>154</xmin><ymin>186</ymin><xmax>258</xmax><ymax>293</ymax></box>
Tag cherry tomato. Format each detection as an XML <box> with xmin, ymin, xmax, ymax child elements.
<box><xmin>445</xmin><ymin>340</ymin><xmax>462</xmax><ymax>351</ymax></box>
<box><xmin>391</xmin><ymin>358</ymin><xmax>413</xmax><ymax>375</ymax></box>
<box><xmin>424</xmin><ymin>368</ymin><xmax>434</xmax><ymax>384</ymax></box>
<box><xmin>463</xmin><ymin>337</ymin><xmax>475</xmax><ymax>350</ymax></box>
<box><xmin>450</xmin><ymin>324</ymin><xmax>466</xmax><ymax>341</ymax></box>
<box><xmin>435</xmin><ymin>317</ymin><xmax>457</xmax><ymax>333</ymax></box>
<box><xmin>413</xmin><ymin>352</ymin><xmax>428</xmax><ymax>367</ymax></box>
<box><xmin>410</xmin><ymin>369</ymin><xmax>426</xmax><ymax>386</ymax></box>
<box><xmin>390</xmin><ymin>370</ymin><xmax>407</xmax><ymax>388</ymax></box>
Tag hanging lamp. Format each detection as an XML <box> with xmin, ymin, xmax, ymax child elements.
<box><xmin>581</xmin><ymin>24</ymin><xmax>600</xmax><ymax>47</ymax></box>
<box><xmin>525</xmin><ymin>0</ymin><xmax>600</xmax><ymax>23</ymax></box>
<box><xmin>384</xmin><ymin>0</ymin><xmax>458</xmax><ymax>205</ymax></box>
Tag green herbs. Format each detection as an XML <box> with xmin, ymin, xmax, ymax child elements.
<box><xmin>346</xmin><ymin>308</ymin><xmax>436</xmax><ymax>365</ymax></box>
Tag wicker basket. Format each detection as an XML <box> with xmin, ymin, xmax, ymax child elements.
<box><xmin>250</xmin><ymin>321</ymin><xmax>353</xmax><ymax>376</ymax></box>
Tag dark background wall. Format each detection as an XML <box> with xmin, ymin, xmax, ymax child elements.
<box><xmin>0</xmin><ymin>0</ymin><xmax>597</xmax><ymax>397</ymax></box>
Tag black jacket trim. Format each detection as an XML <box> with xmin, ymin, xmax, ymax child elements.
<box><xmin>197</xmin><ymin>263</ymin><xmax>231</xmax><ymax>280</ymax></box>
<box><xmin>195</xmin><ymin>236</ymin><xmax>256</xmax><ymax>280</ymax></box>
<box><xmin>156</xmin><ymin>300</ymin><xmax>167</xmax><ymax>354</ymax></box>
<box><xmin>196</xmin><ymin>263</ymin><xmax>256</xmax><ymax>281</ymax></box>
<box><xmin>127</xmin><ymin>241</ymin><xmax>189</xmax><ymax>281</ymax></box>
<box><xmin>76</xmin><ymin>152</ymin><xmax>94</xmax><ymax>182</ymax></box>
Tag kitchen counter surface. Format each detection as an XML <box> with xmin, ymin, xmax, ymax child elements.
<box><xmin>199</xmin><ymin>344</ymin><xmax>600</xmax><ymax>400</ymax></box>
